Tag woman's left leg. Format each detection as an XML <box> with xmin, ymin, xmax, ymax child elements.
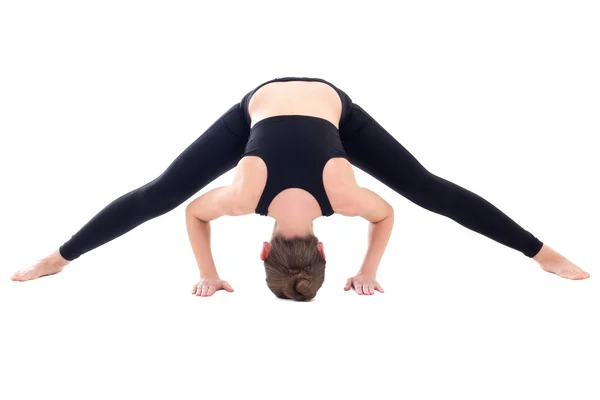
<box><xmin>338</xmin><ymin>102</ymin><xmax>589</xmax><ymax>279</ymax></box>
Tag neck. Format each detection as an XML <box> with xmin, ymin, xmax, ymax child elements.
<box><xmin>273</xmin><ymin>217</ymin><xmax>314</xmax><ymax>239</ymax></box>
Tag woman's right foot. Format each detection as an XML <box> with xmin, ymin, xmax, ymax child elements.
<box><xmin>11</xmin><ymin>251</ymin><xmax>70</xmax><ymax>282</ymax></box>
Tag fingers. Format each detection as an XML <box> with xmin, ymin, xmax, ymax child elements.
<box><xmin>222</xmin><ymin>281</ymin><xmax>234</xmax><ymax>292</ymax></box>
<box><xmin>192</xmin><ymin>284</ymin><xmax>213</xmax><ymax>297</ymax></box>
<box><xmin>358</xmin><ymin>284</ymin><xmax>374</xmax><ymax>295</ymax></box>
<box><xmin>192</xmin><ymin>280</ymin><xmax>235</xmax><ymax>297</ymax></box>
<box><xmin>192</xmin><ymin>284</ymin><xmax>209</xmax><ymax>296</ymax></box>
<box><xmin>344</xmin><ymin>277</ymin><xmax>385</xmax><ymax>296</ymax></box>
<box><xmin>201</xmin><ymin>284</ymin><xmax>209</xmax><ymax>297</ymax></box>
<box><xmin>344</xmin><ymin>278</ymin><xmax>352</xmax><ymax>291</ymax></box>
<box><xmin>355</xmin><ymin>283</ymin><xmax>364</xmax><ymax>295</ymax></box>
<box><xmin>344</xmin><ymin>278</ymin><xmax>368</xmax><ymax>295</ymax></box>
<box><xmin>367</xmin><ymin>284</ymin><xmax>374</xmax><ymax>295</ymax></box>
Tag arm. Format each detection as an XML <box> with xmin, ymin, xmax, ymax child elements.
<box><xmin>185</xmin><ymin>184</ymin><xmax>250</xmax><ymax>278</ymax></box>
<box><xmin>336</xmin><ymin>186</ymin><xmax>395</xmax><ymax>278</ymax></box>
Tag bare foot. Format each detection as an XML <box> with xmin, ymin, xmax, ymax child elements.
<box><xmin>11</xmin><ymin>251</ymin><xmax>71</xmax><ymax>282</ymax></box>
<box><xmin>533</xmin><ymin>244</ymin><xmax>590</xmax><ymax>280</ymax></box>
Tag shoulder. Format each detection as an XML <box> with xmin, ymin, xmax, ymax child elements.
<box><xmin>333</xmin><ymin>186</ymin><xmax>393</xmax><ymax>222</ymax></box>
<box><xmin>323</xmin><ymin>160</ymin><xmax>393</xmax><ymax>221</ymax></box>
<box><xmin>324</xmin><ymin>158</ymin><xmax>361</xmax><ymax>212</ymax></box>
<box><xmin>229</xmin><ymin>157</ymin><xmax>268</xmax><ymax>214</ymax></box>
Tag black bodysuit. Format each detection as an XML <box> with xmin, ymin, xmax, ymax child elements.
<box><xmin>242</xmin><ymin>115</ymin><xmax>348</xmax><ymax>217</ymax></box>
<box><xmin>56</xmin><ymin>76</ymin><xmax>544</xmax><ymax>261</ymax></box>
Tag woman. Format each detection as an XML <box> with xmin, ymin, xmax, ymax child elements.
<box><xmin>11</xmin><ymin>77</ymin><xmax>590</xmax><ymax>300</ymax></box>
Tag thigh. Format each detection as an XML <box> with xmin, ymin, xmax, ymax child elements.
<box><xmin>144</xmin><ymin>102</ymin><xmax>250</xmax><ymax>201</ymax></box>
<box><xmin>338</xmin><ymin>103</ymin><xmax>432</xmax><ymax>191</ymax></box>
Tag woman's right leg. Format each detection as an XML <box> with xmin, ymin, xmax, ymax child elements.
<box><xmin>12</xmin><ymin>102</ymin><xmax>250</xmax><ymax>281</ymax></box>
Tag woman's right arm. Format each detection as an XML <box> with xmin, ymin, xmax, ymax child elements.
<box><xmin>185</xmin><ymin>185</ymin><xmax>249</xmax><ymax>278</ymax></box>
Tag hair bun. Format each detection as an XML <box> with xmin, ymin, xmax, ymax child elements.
<box><xmin>282</xmin><ymin>277</ymin><xmax>313</xmax><ymax>301</ymax></box>
<box><xmin>294</xmin><ymin>278</ymin><xmax>312</xmax><ymax>296</ymax></box>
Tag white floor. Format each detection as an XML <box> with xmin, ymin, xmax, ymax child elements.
<box><xmin>3</xmin><ymin>199</ymin><xmax>598</xmax><ymax>399</ymax></box>
<box><xmin>2</xmin><ymin>1</ymin><xmax>599</xmax><ymax>399</ymax></box>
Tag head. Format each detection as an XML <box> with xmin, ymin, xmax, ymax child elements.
<box><xmin>261</xmin><ymin>231</ymin><xmax>326</xmax><ymax>302</ymax></box>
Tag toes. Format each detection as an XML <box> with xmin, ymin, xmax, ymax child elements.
<box><xmin>568</xmin><ymin>269</ymin><xmax>587</xmax><ymax>280</ymax></box>
<box><xmin>583</xmin><ymin>271</ymin><xmax>591</xmax><ymax>279</ymax></box>
<box><xmin>21</xmin><ymin>270</ymin><xmax>36</xmax><ymax>280</ymax></box>
<box><xmin>543</xmin><ymin>264</ymin><xmax>591</xmax><ymax>280</ymax></box>
<box><xmin>574</xmin><ymin>269</ymin><xmax>587</xmax><ymax>280</ymax></box>
<box><xmin>11</xmin><ymin>271</ymin><xmax>27</xmax><ymax>281</ymax></box>
<box><xmin>566</xmin><ymin>271</ymin><xmax>580</xmax><ymax>280</ymax></box>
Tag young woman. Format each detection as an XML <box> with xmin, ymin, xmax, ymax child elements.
<box><xmin>11</xmin><ymin>77</ymin><xmax>590</xmax><ymax>300</ymax></box>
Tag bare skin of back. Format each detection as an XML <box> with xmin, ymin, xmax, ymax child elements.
<box><xmin>248</xmin><ymin>80</ymin><xmax>343</xmax><ymax>129</ymax></box>
<box><xmin>11</xmin><ymin>81</ymin><xmax>590</xmax><ymax>282</ymax></box>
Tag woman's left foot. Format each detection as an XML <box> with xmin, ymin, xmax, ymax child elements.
<box><xmin>534</xmin><ymin>245</ymin><xmax>590</xmax><ymax>280</ymax></box>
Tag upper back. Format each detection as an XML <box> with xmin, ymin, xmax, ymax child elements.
<box><xmin>234</xmin><ymin>80</ymin><xmax>359</xmax><ymax>217</ymax></box>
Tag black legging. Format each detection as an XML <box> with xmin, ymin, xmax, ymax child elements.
<box><xmin>58</xmin><ymin>80</ymin><xmax>543</xmax><ymax>261</ymax></box>
<box><xmin>339</xmin><ymin>103</ymin><xmax>543</xmax><ymax>258</ymax></box>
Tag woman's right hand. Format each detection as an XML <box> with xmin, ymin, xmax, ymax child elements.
<box><xmin>191</xmin><ymin>276</ymin><xmax>234</xmax><ymax>297</ymax></box>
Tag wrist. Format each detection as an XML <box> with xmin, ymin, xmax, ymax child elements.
<box><xmin>358</xmin><ymin>266</ymin><xmax>378</xmax><ymax>277</ymax></box>
<box><xmin>199</xmin><ymin>267</ymin><xmax>218</xmax><ymax>279</ymax></box>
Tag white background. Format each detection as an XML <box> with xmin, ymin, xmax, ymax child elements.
<box><xmin>1</xmin><ymin>0</ymin><xmax>598</xmax><ymax>399</ymax></box>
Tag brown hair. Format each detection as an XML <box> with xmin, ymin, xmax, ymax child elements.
<box><xmin>264</xmin><ymin>234</ymin><xmax>326</xmax><ymax>301</ymax></box>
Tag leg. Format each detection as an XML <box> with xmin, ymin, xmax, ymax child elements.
<box><xmin>338</xmin><ymin>103</ymin><xmax>589</xmax><ymax>279</ymax></box>
<box><xmin>12</xmin><ymin>102</ymin><xmax>250</xmax><ymax>281</ymax></box>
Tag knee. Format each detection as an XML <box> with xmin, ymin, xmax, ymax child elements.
<box><xmin>404</xmin><ymin>173</ymin><xmax>461</xmax><ymax>210</ymax></box>
<box><xmin>134</xmin><ymin>179</ymin><xmax>188</xmax><ymax>216</ymax></box>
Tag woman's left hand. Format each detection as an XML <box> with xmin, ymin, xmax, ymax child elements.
<box><xmin>344</xmin><ymin>273</ymin><xmax>384</xmax><ymax>295</ymax></box>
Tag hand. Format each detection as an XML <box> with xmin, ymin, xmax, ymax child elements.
<box><xmin>344</xmin><ymin>273</ymin><xmax>384</xmax><ymax>295</ymax></box>
<box><xmin>191</xmin><ymin>276</ymin><xmax>234</xmax><ymax>297</ymax></box>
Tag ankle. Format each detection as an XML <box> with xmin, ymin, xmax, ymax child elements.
<box><xmin>49</xmin><ymin>250</ymin><xmax>71</xmax><ymax>267</ymax></box>
<box><xmin>533</xmin><ymin>244</ymin><xmax>558</xmax><ymax>264</ymax></box>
